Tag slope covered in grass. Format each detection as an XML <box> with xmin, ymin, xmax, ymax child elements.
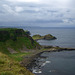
<box><xmin>0</xmin><ymin>28</ymin><xmax>41</xmax><ymax>54</ymax></box>
<box><xmin>0</xmin><ymin>52</ymin><xmax>34</xmax><ymax>75</ymax></box>
<box><xmin>0</xmin><ymin>28</ymin><xmax>41</xmax><ymax>75</ymax></box>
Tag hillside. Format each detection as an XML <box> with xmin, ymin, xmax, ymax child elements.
<box><xmin>0</xmin><ymin>52</ymin><xmax>34</xmax><ymax>75</ymax></box>
<box><xmin>0</xmin><ymin>28</ymin><xmax>41</xmax><ymax>75</ymax></box>
<box><xmin>0</xmin><ymin>28</ymin><xmax>41</xmax><ymax>54</ymax></box>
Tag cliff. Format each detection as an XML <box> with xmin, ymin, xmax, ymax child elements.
<box><xmin>0</xmin><ymin>28</ymin><xmax>41</xmax><ymax>54</ymax></box>
<box><xmin>0</xmin><ymin>28</ymin><xmax>39</xmax><ymax>75</ymax></box>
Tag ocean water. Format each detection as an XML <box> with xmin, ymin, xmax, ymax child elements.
<box><xmin>24</xmin><ymin>28</ymin><xmax>75</xmax><ymax>48</ymax></box>
<box><xmin>23</xmin><ymin>27</ymin><xmax>75</xmax><ymax>75</ymax></box>
<box><xmin>29</xmin><ymin>51</ymin><xmax>75</xmax><ymax>75</ymax></box>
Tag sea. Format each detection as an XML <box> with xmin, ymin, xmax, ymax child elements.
<box><xmin>23</xmin><ymin>27</ymin><xmax>75</xmax><ymax>75</ymax></box>
<box><xmin>23</xmin><ymin>27</ymin><xmax>75</xmax><ymax>48</ymax></box>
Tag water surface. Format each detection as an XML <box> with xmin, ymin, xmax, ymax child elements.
<box><xmin>24</xmin><ymin>28</ymin><xmax>75</xmax><ymax>48</ymax></box>
<box><xmin>23</xmin><ymin>27</ymin><xmax>75</xmax><ymax>75</ymax></box>
<box><xmin>29</xmin><ymin>51</ymin><xmax>75</xmax><ymax>75</ymax></box>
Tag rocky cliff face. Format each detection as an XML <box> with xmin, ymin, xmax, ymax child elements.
<box><xmin>0</xmin><ymin>29</ymin><xmax>28</xmax><ymax>41</ymax></box>
<box><xmin>0</xmin><ymin>28</ymin><xmax>41</xmax><ymax>54</ymax></box>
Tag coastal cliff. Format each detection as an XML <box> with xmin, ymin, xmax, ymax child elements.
<box><xmin>0</xmin><ymin>28</ymin><xmax>41</xmax><ymax>75</ymax></box>
<box><xmin>0</xmin><ymin>28</ymin><xmax>41</xmax><ymax>54</ymax></box>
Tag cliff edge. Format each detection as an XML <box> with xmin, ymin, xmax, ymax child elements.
<box><xmin>0</xmin><ymin>28</ymin><xmax>41</xmax><ymax>54</ymax></box>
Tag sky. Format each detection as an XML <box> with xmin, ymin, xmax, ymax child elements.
<box><xmin>0</xmin><ymin>0</ymin><xmax>75</xmax><ymax>27</ymax></box>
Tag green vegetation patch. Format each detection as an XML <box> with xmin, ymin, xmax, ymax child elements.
<box><xmin>32</xmin><ymin>34</ymin><xmax>42</xmax><ymax>40</ymax></box>
<box><xmin>0</xmin><ymin>52</ymin><xmax>34</xmax><ymax>75</ymax></box>
<box><xmin>0</xmin><ymin>28</ymin><xmax>41</xmax><ymax>54</ymax></box>
<box><xmin>0</xmin><ymin>28</ymin><xmax>40</xmax><ymax>75</ymax></box>
<box><xmin>8</xmin><ymin>52</ymin><xmax>31</xmax><ymax>61</ymax></box>
<box><xmin>32</xmin><ymin>34</ymin><xmax>57</xmax><ymax>40</ymax></box>
<box><xmin>0</xmin><ymin>42</ymin><xmax>10</xmax><ymax>54</ymax></box>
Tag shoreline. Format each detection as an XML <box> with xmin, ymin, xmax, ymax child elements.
<box><xmin>20</xmin><ymin>45</ymin><xmax>75</xmax><ymax>73</ymax></box>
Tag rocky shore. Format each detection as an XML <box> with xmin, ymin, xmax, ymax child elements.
<box><xmin>20</xmin><ymin>45</ymin><xmax>75</xmax><ymax>71</ymax></box>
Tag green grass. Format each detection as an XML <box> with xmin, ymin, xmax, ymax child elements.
<box><xmin>0</xmin><ymin>72</ymin><xmax>14</xmax><ymax>75</ymax></box>
<box><xmin>0</xmin><ymin>37</ymin><xmax>39</xmax><ymax>62</ymax></box>
<box><xmin>0</xmin><ymin>52</ymin><xmax>34</xmax><ymax>75</ymax></box>
<box><xmin>0</xmin><ymin>28</ymin><xmax>40</xmax><ymax>75</ymax></box>
<box><xmin>8</xmin><ymin>52</ymin><xmax>31</xmax><ymax>61</ymax></box>
<box><xmin>32</xmin><ymin>34</ymin><xmax>42</xmax><ymax>40</ymax></box>
<box><xmin>0</xmin><ymin>37</ymin><xmax>39</xmax><ymax>54</ymax></box>
<box><xmin>0</xmin><ymin>42</ymin><xmax>10</xmax><ymax>54</ymax></box>
<box><xmin>32</xmin><ymin>34</ymin><xmax>56</xmax><ymax>40</ymax></box>
<box><xmin>0</xmin><ymin>28</ymin><xmax>17</xmax><ymax>31</ymax></box>
<box><xmin>32</xmin><ymin>36</ymin><xmax>42</xmax><ymax>40</ymax></box>
<box><xmin>0</xmin><ymin>28</ymin><xmax>40</xmax><ymax>54</ymax></box>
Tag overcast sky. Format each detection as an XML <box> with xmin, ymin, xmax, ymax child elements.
<box><xmin>0</xmin><ymin>0</ymin><xmax>75</xmax><ymax>27</ymax></box>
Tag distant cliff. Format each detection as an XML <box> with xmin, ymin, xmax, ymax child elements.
<box><xmin>0</xmin><ymin>28</ymin><xmax>41</xmax><ymax>54</ymax></box>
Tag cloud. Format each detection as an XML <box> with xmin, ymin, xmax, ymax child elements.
<box><xmin>0</xmin><ymin>0</ymin><xmax>75</xmax><ymax>27</ymax></box>
<box><xmin>2</xmin><ymin>4</ymin><xmax>15</xmax><ymax>14</ymax></box>
<box><xmin>15</xmin><ymin>6</ymin><xmax>24</xmax><ymax>12</ymax></box>
<box><xmin>34</xmin><ymin>19</ymin><xmax>63</xmax><ymax>23</ymax></box>
<box><xmin>62</xmin><ymin>19</ymin><xmax>69</xmax><ymax>23</ymax></box>
<box><xmin>6</xmin><ymin>0</ymin><xmax>40</xmax><ymax>3</ymax></box>
<box><xmin>62</xmin><ymin>18</ymin><xmax>75</xmax><ymax>24</ymax></box>
<box><xmin>0</xmin><ymin>10</ymin><xmax>5</xmax><ymax>14</ymax></box>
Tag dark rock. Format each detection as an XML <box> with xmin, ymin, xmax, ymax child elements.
<box><xmin>43</xmin><ymin>34</ymin><xmax>57</xmax><ymax>40</ymax></box>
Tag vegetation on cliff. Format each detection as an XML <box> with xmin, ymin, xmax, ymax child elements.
<box><xmin>32</xmin><ymin>34</ymin><xmax>57</xmax><ymax>40</ymax></box>
<box><xmin>0</xmin><ymin>28</ymin><xmax>41</xmax><ymax>54</ymax></box>
<box><xmin>0</xmin><ymin>28</ymin><xmax>41</xmax><ymax>75</ymax></box>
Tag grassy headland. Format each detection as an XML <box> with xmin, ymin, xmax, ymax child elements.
<box><xmin>0</xmin><ymin>28</ymin><xmax>41</xmax><ymax>54</ymax></box>
<box><xmin>0</xmin><ymin>28</ymin><xmax>41</xmax><ymax>75</ymax></box>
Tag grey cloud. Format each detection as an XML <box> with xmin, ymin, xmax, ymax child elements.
<box><xmin>0</xmin><ymin>0</ymin><xmax>75</xmax><ymax>27</ymax></box>
<box><xmin>33</xmin><ymin>19</ymin><xmax>63</xmax><ymax>23</ymax></box>
<box><xmin>47</xmin><ymin>10</ymin><xmax>58</xmax><ymax>13</ymax></box>
<box><xmin>0</xmin><ymin>10</ymin><xmax>5</xmax><ymax>14</ymax></box>
<box><xmin>20</xmin><ymin>10</ymin><xmax>39</xmax><ymax>13</ymax></box>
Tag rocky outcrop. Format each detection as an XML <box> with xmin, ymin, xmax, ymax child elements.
<box><xmin>43</xmin><ymin>34</ymin><xmax>56</xmax><ymax>40</ymax></box>
<box><xmin>32</xmin><ymin>34</ymin><xmax>57</xmax><ymax>40</ymax></box>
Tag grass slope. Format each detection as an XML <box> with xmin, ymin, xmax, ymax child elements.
<box><xmin>0</xmin><ymin>28</ymin><xmax>40</xmax><ymax>54</ymax></box>
<box><xmin>0</xmin><ymin>28</ymin><xmax>41</xmax><ymax>75</ymax></box>
<box><xmin>0</xmin><ymin>52</ymin><xmax>34</xmax><ymax>75</ymax></box>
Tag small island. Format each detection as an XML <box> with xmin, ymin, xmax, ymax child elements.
<box><xmin>32</xmin><ymin>34</ymin><xmax>57</xmax><ymax>41</ymax></box>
